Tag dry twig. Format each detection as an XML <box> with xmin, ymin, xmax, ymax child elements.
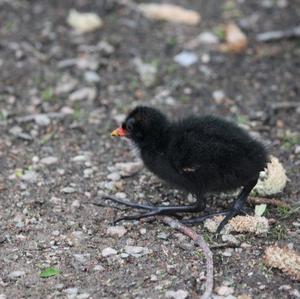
<box><xmin>271</xmin><ymin>101</ymin><xmax>300</xmax><ymax>111</ymax></box>
<box><xmin>162</xmin><ymin>216</ymin><xmax>213</xmax><ymax>299</ymax></box>
<box><xmin>257</xmin><ymin>26</ymin><xmax>300</xmax><ymax>42</ymax></box>
<box><xmin>248</xmin><ymin>196</ymin><xmax>290</xmax><ymax>208</ymax></box>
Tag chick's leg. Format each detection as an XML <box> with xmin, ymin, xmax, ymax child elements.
<box><xmin>215</xmin><ymin>178</ymin><xmax>258</xmax><ymax>234</ymax></box>
<box><xmin>180</xmin><ymin>178</ymin><xmax>259</xmax><ymax>234</ymax></box>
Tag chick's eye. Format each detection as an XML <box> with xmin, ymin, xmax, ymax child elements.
<box><xmin>126</xmin><ymin>119</ymin><xmax>135</xmax><ymax>131</ymax></box>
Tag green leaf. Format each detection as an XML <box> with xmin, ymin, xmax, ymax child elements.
<box><xmin>15</xmin><ymin>168</ymin><xmax>23</xmax><ymax>178</ymax></box>
<box><xmin>40</xmin><ymin>267</ymin><xmax>60</xmax><ymax>278</ymax></box>
<box><xmin>255</xmin><ymin>204</ymin><xmax>267</xmax><ymax>217</ymax></box>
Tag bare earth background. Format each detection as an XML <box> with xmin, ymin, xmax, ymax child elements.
<box><xmin>0</xmin><ymin>0</ymin><xmax>299</xmax><ymax>298</ymax></box>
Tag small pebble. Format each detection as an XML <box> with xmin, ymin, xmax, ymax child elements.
<box><xmin>165</xmin><ymin>289</ymin><xmax>189</xmax><ymax>299</ymax></box>
<box><xmin>124</xmin><ymin>245</ymin><xmax>149</xmax><ymax>256</ymax></box>
<box><xmin>107</xmin><ymin>226</ymin><xmax>127</xmax><ymax>237</ymax></box>
<box><xmin>64</xmin><ymin>287</ymin><xmax>78</xmax><ymax>295</ymax></box>
<box><xmin>157</xmin><ymin>232</ymin><xmax>169</xmax><ymax>240</ymax></box>
<box><xmin>102</xmin><ymin>247</ymin><xmax>118</xmax><ymax>257</ymax></box>
<box><xmin>279</xmin><ymin>285</ymin><xmax>291</xmax><ymax>291</ymax></box>
<box><xmin>84</xmin><ymin>168</ymin><xmax>93</xmax><ymax>178</ymax></box>
<box><xmin>57</xmin><ymin>169</ymin><xmax>65</xmax><ymax>175</ymax></box>
<box><xmin>215</xmin><ymin>285</ymin><xmax>234</xmax><ymax>296</ymax></box>
<box><xmin>140</xmin><ymin>228</ymin><xmax>147</xmax><ymax>235</ymax></box>
<box><xmin>8</xmin><ymin>271</ymin><xmax>25</xmax><ymax>279</ymax></box>
<box><xmin>213</xmin><ymin>90</ymin><xmax>226</xmax><ymax>103</ymax></box>
<box><xmin>71</xmin><ymin>200</ymin><xmax>81</xmax><ymax>208</ymax></box>
<box><xmin>174</xmin><ymin>51</ymin><xmax>198</xmax><ymax>67</ymax></box>
<box><xmin>115</xmin><ymin>192</ymin><xmax>127</xmax><ymax>199</ymax></box>
<box><xmin>21</xmin><ymin>171</ymin><xmax>38</xmax><ymax>183</ymax></box>
<box><xmin>93</xmin><ymin>264</ymin><xmax>104</xmax><ymax>271</ymax></box>
<box><xmin>72</xmin><ymin>155</ymin><xmax>88</xmax><ymax>162</ymax></box>
<box><xmin>52</xmin><ymin>230</ymin><xmax>60</xmax><ymax>236</ymax></box>
<box><xmin>69</xmin><ymin>87</ymin><xmax>96</xmax><ymax>102</ymax></box>
<box><xmin>222</xmin><ymin>248</ymin><xmax>233</xmax><ymax>257</ymax></box>
<box><xmin>62</xmin><ymin>187</ymin><xmax>76</xmax><ymax>194</ymax></box>
<box><xmin>40</xmin><ymin>156</ymin><xmax>58</xmax><ymax>165</ymax></box>
<box><xmin>295</xmin><ymin>145</ymin><xmax>300</xmax><ymax>154</ymax></box>
<box><xmin>107</xmin><ymin>172</ymin><xmax>121</xmax><ymax>181</ymax></box>
<box><xmin>35</xmin><ymin>114</ymin><xmax>50</xmax><ymax>126</ymax></box>
<box><xmin>84</xmin><ymin>71</ymin><xmax>100</xmax><ymax>83</ymax></box>
<box><xmin>198</xmin><ymin>31</ymin><xmax>219</xmax><ymax>44</ymax></box>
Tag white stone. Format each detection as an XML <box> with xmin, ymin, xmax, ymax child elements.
<box><xmin>40</xmin><ymin>156</ymin><xmax>58</xmax><ymax>165</ymax></box>
<box><xmin>107</xmin><ymin>172</ymin><xmax>121</xmax><ymax>181</ymax></box>
<box><xmin>8</xmin><ymin>271</ymin><xmax>25</xmax><ymax>279</ymax></box>
<box><xmin>72</xmin><ymin>155</ymin><xmax>88</xmax><ymax>162</ymax></box>
<box><xmin>215</xmin><ymin>285</ymin><xmax>234</xmax><ymax>296</ymax></box>
<box><xmin>295</xmin><ymin>145</ymin><xmax>300</xmax><ymax>154</ymax></box>
<box><xmin>35</xmin><ymin>114</ymin><xmax>50</xmax><ymax>126</ymax></box>
<box><xmin>62</xmin><ymin>187</ymin><xmax>76</xmax><ymax>194</ymax></box>
<box><xmin>60</xmin><ymin>106</ymin><xmax>74</xmax><ymax>114</ymax></box>
<box><xmin>124</xmin><ymin>245</ymin><xmax>149</xmax><ymax>256</ymax></box>
<box><xmin>107</xmin><ymin>226</ymin><xmax>127</xmax><ymax>237</ymax></box>
<box><xmin>93</xmin><ymin>264</ymin><xmax>104</xmax><ymax>271</ymax></box>
<box><xmin>84</xmin><ymin>71</ymin><xmax>100</xmax><ymax>83</ymax></box>
<box><xmin>102</xmin><ymin>247</ymin><xmax>118</xmax><ymax>257</ymax></box>
<box><xmin>222</xmin><ymin>248</ymin><xmax>233</xmax><ymax>257</ymax></box>
<box><xmin>69</xmin><ymin>87</ymin><xmax>96</xmax><ymax>102</ymax></box>
<box><xmin>174</xmin><ymin>51</ymin><xmax>198</xmax><ymax>67</ymax></box>
<box><xmin>64</xmin><ymin>287</ymin><xmax>78</xmax><ymax>296</ymax></box>
<box><xmin>165</xmin><ymin>289</ymin><xmax>189</xmax><ymax>299</ymax></box>
<box><xmin>115</xmin><ymin>192</ymin><xmax>127</xmax><ymax>199</ymax></box>
<box><xmin>198</xmin><ymin>32</ymin><xmax>219</xmax><ymax>44</ymax></box>
<box><xmin>71</xmin><ymin>200</ymin><xmax>81</xmax><ymax>208</ymax></box>
<box><xmin>9</xmin><ymin>126</ymin><xmax>22</xmax><ymax>136</ymax></box>
<box><xmin>213</xmin><ymin>90</ymin><xmax>226</xmax><ymax>102</ymax></box>
<box><xmin>21</xmin><ymin>171</ymin><xmax>38</xmax><ymax>183</ymax></box>
<box><xmin>84</xmin><ymin>168</ymin><xmax>93</xmax><ymax>178</ymax></box>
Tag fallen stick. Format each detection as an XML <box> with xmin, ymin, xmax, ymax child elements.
<box><xmin>271</xmin><ymin>101</ymin><xmax>300</xmax><ymax>111</ymax></box>
<box><xmin>162</xmin><ymin>216</ymin><xmax>213</xmax><ymax>299</ymax></box>
<box><xmin>209</xmin><ymin>242</ymin><xmax>239</xmax><ymax>249</ymax></box>
<box><xmin>256</xmin><ymin>26</ymin><xmax>300</xmax><ymax>42</ymax></box>
<box><xmin>248</xmin><ymin>196</ymin><xmax>290</xmax><ymax>208</ymax></box>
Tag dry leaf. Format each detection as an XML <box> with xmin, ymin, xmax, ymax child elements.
<box><xmin>220</xmin><ymin>22</ymin><xmax>248</xmax><ymax>53</ymax></box>
<box><xmin>67</xmin><ymin>9</ymin><xmax>103</xmax><ymax>33</ymax></box>
<box><xmin>253</xmin><ymin>155</ymin><xmax>287</xmax><ymax>196</ymax></box>
<box><xmin>204</xmin><ymin>215</ymin><xmax>269</xmax><ymax>235</ymax></box>
<box><xmin>264</xmin><ymin>246</ymin><xmax>300</xmax><ymax>281</ymax></box>
<box><xmin>138</xmin><ymin>3</ymin><xmax>200</xmax><ymax>25</ymax></box>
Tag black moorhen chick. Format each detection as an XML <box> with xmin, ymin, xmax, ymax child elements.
<box><xmin>109</xmin><ymin>106</ymin><xmax>267</xmax><ymax>233</ymax></box>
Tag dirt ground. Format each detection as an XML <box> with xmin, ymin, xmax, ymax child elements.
<box><xmin>0</xmin><ymin>0</ymin><xmax>299</xmax><ymax>298</ymax></box>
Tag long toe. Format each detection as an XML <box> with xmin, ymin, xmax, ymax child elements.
<box><xmin>181</xmin><ymin>211</ymin><xmax>228</xmax><ymax>225</ymax></box>
<box><xmin>103</xmin><ymin>195</ymin><xmax>155</xmax><ymax>210</ymax></box>
<box><xmin>114</xmin><ymin>210</ymin><xmax>160</xmax><ymax>223</ymax></box>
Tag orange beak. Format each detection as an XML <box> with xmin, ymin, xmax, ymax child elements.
<box><xmin>111</xmin><ymin>127</ymin><xmax>127</xmax><ymax>137</ymax></box>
